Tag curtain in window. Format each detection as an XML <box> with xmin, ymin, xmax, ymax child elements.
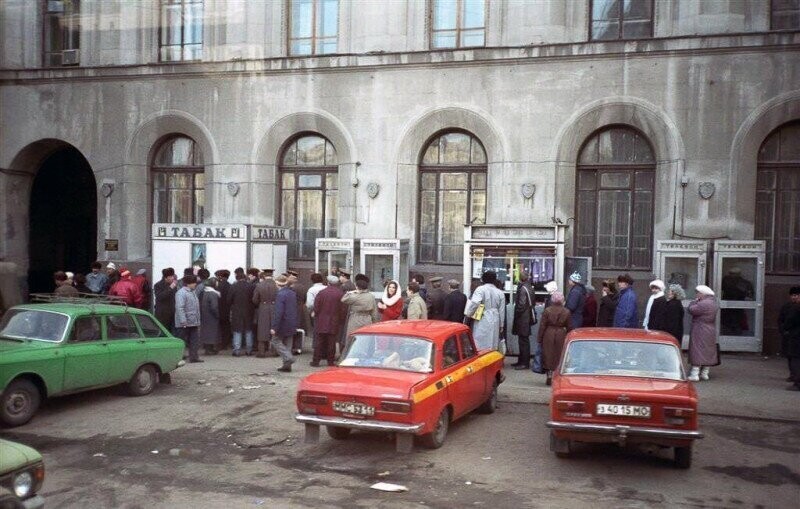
<box><xmin>152</xmin><ymin>136</ymin><xmax>205</xmax><ymax>224</ymax></box>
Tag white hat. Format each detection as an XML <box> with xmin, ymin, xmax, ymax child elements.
<box><xmin>326</xmin><ymin>275</ymin><xmax>339</xmax><ymax>284</ymax></box>
<box><xmin>107</xmin><ymin>262</ymin><xmax>117</xmax><ymax>270</ymax></box>
<box><xmin>649</xmin><ymin>279</ymin><xmax>665</xmax><ymax>290</ymax></box>
<box><xmin>136</xmin><ymin>268</ymin><xmax>147</xmax><ymax>276</ymax></box>
<box><xmin>65</xmin><ymin>271</ymin><xmax>74</xmax><ymax>280</ymax></box>
<box><xmin>569</xmin><ymin>272</ymin><xmax>582</xmax><ymax>283</ymax></box>
<box><xmin>696</xmin><ymin>285</ymin><xmax>715</xmax><ymax>296</ymax></box>
<box><xmin>544</xmin><ymin>281</ymin><xmax>558</xmax><ymax>294</ymax></box>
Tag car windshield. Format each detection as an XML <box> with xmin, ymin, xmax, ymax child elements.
<box><xmin>339</xmin><ymin>334</ymin><xmax>434</xmax><ymax>373</ymax></box>
<box><xmin>562</xmin><ymin>340</ymin><xmax>684</xmax><ymax>380</ymax></box>
<box><xmin>0</xmin><ymin>309</ymin><xmax>69</xmax><ymax>342</ymax></box>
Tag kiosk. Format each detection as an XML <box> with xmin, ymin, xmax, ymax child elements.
<box><xmin>360</xmin><ymin>239</ymin><xmax>410</xmax><ymax>297</ymax></box>
<box><xmin>250</xmin><ymin>225</ymin><xmax>290</xmax><ymax>274</ymax></box>
<box><xmin>152</xmin><ymin>224</ymin><xmax>248</xmax><ymax>278</ymax></box>
<box><xmin>656</xmin><ymin>240</ymin><xmax>709</xmax><ymax>348</ymax></box>
<box><xmin>463</xmin><ymin>225</ymin><xmax>568</xmax><ymax>356</ymax></box>
<box><xmin>315</xmin><ymin>238</ymin><xmax>358</xmax><ymax>277</ymax></box>
<box><xmin>713</xmin><ymin>240</ymin><xmax>765</xmax><ymax>352</ymax></box>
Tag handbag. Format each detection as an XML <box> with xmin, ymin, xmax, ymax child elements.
<box><xmin>471</xmin><ymin>303</ymin><xmax>485</xmax><ymax>321</ymax></box>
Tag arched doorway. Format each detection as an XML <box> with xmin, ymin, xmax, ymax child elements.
<box><xmin>28</xmin><ymin>147</ymin><xmax>97</xmax><ymax>294</ymax></box>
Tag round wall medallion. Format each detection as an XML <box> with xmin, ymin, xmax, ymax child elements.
<box><xmin>521</xmin><ymin>183</ymin><xmax>535</xmax><ymax>199</ymax></box>
<box><xmin>227</xmin><ymin>182</ymin><xmax>240</xmax><ymax>197</ymax></box>
<box><xmin>367</xmin><ymin>182</ymin><xmax>380</xmax><ymax>199</ymax></box>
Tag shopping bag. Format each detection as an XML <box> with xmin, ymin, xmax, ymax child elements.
<box><xmin>471</xmin><ymin>303</ymin><xmax>485</xmax><ymax>321</ymax></box>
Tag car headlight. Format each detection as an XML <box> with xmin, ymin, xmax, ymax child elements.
<box><xmin>13</xmin><ymin>470</ymin><xmax>33</xmax><ymax>498</ymax></box>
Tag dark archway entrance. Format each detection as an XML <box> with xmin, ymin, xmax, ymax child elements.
<box><xmin>28</xmin><ymin>147</ymin><xmax>97</xmax><ymax>294</ymax></box>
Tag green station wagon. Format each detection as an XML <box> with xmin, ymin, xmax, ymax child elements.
<box><xmin>0</xmin><ymin>300</ymin><xmax>185</xmax><ymax>427</ymax></box>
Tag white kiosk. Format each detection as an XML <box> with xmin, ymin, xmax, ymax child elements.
<box><xmin>315</xmin><ymin>238</ymin><xmax>358</xmax><ymax>277</ymax></box>
<box><xmin>656</xmin><ymin>240</ymin><xmax>709</xmax><ymax>348</ymax></box>
<box><xmin>713</xmin><ymin>240</ymin><xmax>765</xmax><ymax>352</ymax></box>
<box><xmin>152</xmin><ymin>223</ymin><xmax>248</xmax><ymax>277</ymax></box>
<box><xmin>250</xmin><ymin>225</ymin><xmax>290</xmax><ymax>274</ymax></box>
<box><xmin>360</xmin><ymin>239</ymin><xmax>410</xmax><ymax>297</ymax></box>
<box><xmin>463</xmin><ymin>224</ymin><xmax>568</xmax><ymax>356</ymax></box>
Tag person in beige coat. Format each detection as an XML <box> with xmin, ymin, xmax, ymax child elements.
<box><xmin>406</xmin><ymin>282</ymin><xmax>428</xmax><ymax>320</ymax></box>
<box><xmin>341</xmin><ymin>277</ymin><xmax>379</xmax><ymax>338</ymax></box>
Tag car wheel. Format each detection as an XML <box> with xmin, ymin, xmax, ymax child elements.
<box><xmin>128</xmin><ymin>365</ymin><xmax>158</xmax><ymax>397</ymax></box>
<box><xmin>420</xmin><ymin>407</ymin><xmax>450</xmax><ymax>449</ymax></box>
<box><xmin>674</xmin><ymin>444</ymin><xmax>692</xmax><ymax>469</ymax></box>
<box><xmin>0</xmin><ymin>378</ymin><xmax>41</xmax><ymax>428</ymax></box>
<box><xmin>477</xmin><ymin>380</ymin><xmax>498</xmax><ymax>414</ymax></box>
<box><xmin>550</xmin><ymin>431</ymin><xmax>572</xmax><ymax>458</ymax></box>
<box><xmin>326</xmin><ymin>426</ymin><xmax>351</xmax><ymax>440</ymax></box>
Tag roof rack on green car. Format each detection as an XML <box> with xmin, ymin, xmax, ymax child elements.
<box><xmin>29</xmin><ymin>293</ymin><xmax>129</xmax><ymax>313</ymax></box>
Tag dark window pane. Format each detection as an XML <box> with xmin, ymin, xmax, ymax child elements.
<box><xmin>107</xmin><ymin>315</ymin><xmax>141</xmax><ymax>340</ymax></box>
<box><xmin>578</xmin><ymin>171</ymin><xmax>597</xmax><ymax>190</ymax></box>
<box><xmin>600</xmin><ymin>172</ymin><xmax>631</xmax><ymax>188</ymax></box>
<box><xmin>137</xmin><ymin>315</ymin><xmax>166</xmax><ymax>337</ymax></box>
<box><xmin>70</xmin><ymin>316</ymin><xmax>102</xmax><ymax>342</ymax></box>
<box><xmin>593</xmin><ymin>0</ymin><xmax>621</xmax><ymax>21</ymax></box>
<box><xmin>624</xmin><ymin>0</ymin><xmax>652</xmax><ymax>19</ymax></box>
<box><xmin>779</xmin><ymin>122</ymin><xmax>800</xmax><ymax>160</ymax></box>
<box><xmin>592</xmin><ymin>21</ymin><xmax>620</xmax><ymax>40</ymax></box>
<box><xmin>622</xmin><ymin>20</ymin><xmax>652</xmax><ymax>38</ymax></box>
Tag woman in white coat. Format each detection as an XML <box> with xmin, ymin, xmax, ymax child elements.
<box><xmin>464</xmin><ymin>271</ymin><xmax>506</xmax><ymax>350</ymax></box>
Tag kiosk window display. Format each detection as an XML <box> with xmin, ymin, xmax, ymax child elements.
<box><xmin>713</xmin><ymin>240</ymin><xmax>765</xmax><ymax>352</ymax></box>
<box><xmin>249</xmin><ymin>226</ymin><xmax>290</xmax><ymax>275</ymax></box>
<box><xmin>463</xmin><ymin>225</ymin><xmax>567</xmax><ymax>356</ymax></box>
<box><xmin>656</xmin><ymin>240</ymin><xmax>708</xmax><ymax>348</ymax></box>
<box><xmin>315</xmin><ymin>238</ymin><xmax>357</xmax><ymax>277</ymax></box>
<box><xmin>152</xmin><ymin>224</ymin><xmax>248</xmax><ymax>278</ymax></box>
<box><xmin>360</xmin><ymin>239</ymin><xmax>409</xmax><ymax>297</ymax></box>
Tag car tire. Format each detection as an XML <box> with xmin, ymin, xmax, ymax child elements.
<box><xmin>128</xmin><ymin>365</ymin><xmax>158</xmax><ymax>397</ymax></box>
<box><xmin>477</xmin><ymin>380</ymin><xmax>498</xmax><ymax>414</ymax></box>
<box><xmin>326</xmin><ymin>426</ymin><xmax>351</xmax><ymax>440</ymax></box>
<box><xmin>420</xmin><ymin>407</ymin><xmax>450</xmax><ymax>449</ymax></box>
<box><xmin>674</xmin><ymin>444</ymin><xmax>692</xmax><ymax>469</ymax></box>
<box><xmin>0</xmin><ymin>378</ymin><xmax>41</xmax><ymax>428</ymax></box>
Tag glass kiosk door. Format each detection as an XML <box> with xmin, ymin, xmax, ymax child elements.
<box><xmin>360</xmin><ymin>239</ymin><xmax>410</xmax><ymax>298</ymax></box>
<box><xmin>713</xmin><ymin>240</ymin><xmax>765</xmax><ymax>352</ymax></box>
<box><xmin>315</xmin><ymin>238</ymin><xmax>356</xmax><ymax>277</ymax></box>
<box><xmin>656</xmin><ymin>240</ymin><xmax>708</xmax><ymax>349</ymax></box>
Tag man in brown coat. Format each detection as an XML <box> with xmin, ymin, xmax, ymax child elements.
<box><xmin>426</xmin><ymin>277</ymin><xmax>447</xmax><ymax>320</ymax></box>
<box><xmin>252</xmin><ymin>269</ymin><xmax>278</xmax><ymax>358</ymax></box>
<box><xmin>312</xmin><ymin>275</ymin><xmax>345</xmax><ymax>366</ymax></box>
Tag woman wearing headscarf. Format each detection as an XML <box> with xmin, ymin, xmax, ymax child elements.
<box><xmin>597</xmin><ymin>280</ymin><xmax>618</xmax><ymax>327</ymax></box>
<box><xmin>687</xmin><ymin>285</ymin><xmax>719</xmax><ymax>381</ymax></box>
<box><xmin>464</xmin><ymin>271</ymin><xmax>506</xmax><ymax>351</ymax></box>
<box><xmin>661</xmin><ymin>284</ymin><xmax>686</xmax><ymax>345</ymax></box>
<box><xmin>537</xmin><ymin>291</ymin><xmax>573</xmax><ymax>385</ymax></box>
<box><xmin>643</xmin><ymin>279</ymin><xmax>667</xmax><ymax>331</ymax></box>
<box><xmin>377</xmin><ymin>280</ymin><xmax>403</xmax><ymax>321</ymax></box>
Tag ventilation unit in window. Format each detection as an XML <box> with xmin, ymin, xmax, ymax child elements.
<box><xmin>62</xmin><ymin>49</ymin><xmax>80</xmax><ymax>65</ymax></box>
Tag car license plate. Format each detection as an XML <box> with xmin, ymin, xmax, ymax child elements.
<box><xmin>333</xmin><ymin>401</ymin><xmax>375</xmax><ymax>417</ymax></box>
<box><xmin>596</xmin><ymin>404</ymin><xmax>651</xmax><ymax>418</ymax></box>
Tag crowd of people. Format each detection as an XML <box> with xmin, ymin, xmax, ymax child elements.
<box><xmin>48</xmin><ymin>261</ymin><xmax>800</xmax><ymax>389</ymax></box>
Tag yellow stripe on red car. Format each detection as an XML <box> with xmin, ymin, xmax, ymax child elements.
<box><xmin>412</xmin><ymin>350</ymin><xmax>504</xmax><ymax>404</ymax></box>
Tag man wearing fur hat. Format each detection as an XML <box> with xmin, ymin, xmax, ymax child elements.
<box><xmin>613</xmin><ymin>274</ymin><xmax>638</xmax><ymax>328</ymax></box>
<box><xmin>565</xmin><ymin>272</ymin><xmax>587</xmax><ymax>330</ymax></box>
<box><xmin>271</xmin><ymin>275</ymin><xmax>299</xmax><ymax>372</ymax></box>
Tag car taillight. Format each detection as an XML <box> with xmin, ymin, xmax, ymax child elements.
<box><xmin>664</xmin><ymin>407</ymin><xmax>694</xmax><ymax>425</ymax></box>
<box><xmin>556</xmin><ymin>400</ymin><xmax>586</xmax><ymax>413</ymax></box>
<box><xmin>299</xmin><ymin>394</ymin><xmax>328</xmax><ymax>405</ymax></box>
<box><xmin>380</xmin><ymin>401</ymin><xmax>412</xmax><ymax>413</ymax></box>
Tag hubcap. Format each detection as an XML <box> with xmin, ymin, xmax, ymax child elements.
<box><xmin>6</xmin><ymin>391</ymin><xmax>29</xmax><ymax>416</ymax></box>
<box><xmin>138</xmin><ymin>370</ymin><xmax>153</xmax><ymax>391</ymax></box>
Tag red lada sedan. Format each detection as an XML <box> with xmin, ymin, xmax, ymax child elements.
<box><xmin>296</xmin><ymin>321</ymin><xmax>504</xmax><ymax>453</ymax></box>
<box><xmin>546</xmin><ymin>328</ymin><xmax>704</xmax><ymax>468</ymax></box>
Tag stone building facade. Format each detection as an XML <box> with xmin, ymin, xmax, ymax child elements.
<box><xmin>0</xmin><ymin>1</ymin><xmax>798</xmax><ymax>352</ymax></box>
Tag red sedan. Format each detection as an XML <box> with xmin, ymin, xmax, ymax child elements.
<box><xmin>296</xmin><ymin>320</ymin><xmax>504</xmax><ymax>452</ymax></box>
<box><xmin>546</xmin><ymin>328</ymin><xmax>704</xmax><ymax>468</ymax></box>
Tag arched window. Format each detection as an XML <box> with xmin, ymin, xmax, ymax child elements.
<box><xmin>756</xmin><ymin>121</ymin><xmax>800</xmax><ymax>274</ymax></box>
<box><xmin>419</xmin><ymin>131</ymin><xmax>487</xmax><ymax>264</ymax></box>
<box><xmin>575</xmin><ymin>126</ymin><xmax>655</xmax><ymax>269</ymax></box>
<box><xmin>279</xmin><ymin>134</ymin><xmax>338</xmax><ymax>259</ymax></box>
<box><xmin>152</xmin><ymin>136</ymin><xmax>204</xmax><ymax>223</ymax></box>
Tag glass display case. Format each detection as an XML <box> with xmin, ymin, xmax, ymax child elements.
<box><xmin>360</xmin><ymin>239</ymin><xmax>410</xmax><ymax>297</ymax></box>
<box><xmin>249</xmin><ymin>225</ymin><xmax>290</xmax><ymax>275</ymax></box>
<box><xmin>315</xmin><ymin>238</ymin><xmax>357</xmax><ymax>277</ymax></box>
<box><xmin>713</xmin><ymin>240</ymin><xmax>765</xmax><ymax>352</ymax></box>
<box><xmin>656</xmin><ymin>240</ymin><xmax>708</xmax><ymax>348</ymax></box>
<box><xmin>463</xmin><ymin>225</ymin><xmax>567</xmax><ymax>356</ymax></box>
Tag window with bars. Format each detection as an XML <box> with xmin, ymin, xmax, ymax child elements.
<box><xmin>590</xmin><ymin>0</ymin><xmax>653</xmax><ymax>41</ymax></box>
<box><xmin>430</xmin><ymin>0</ymin><xmax>486</xmax><ymax>49</ymax></box>
<box><xmin>755</xmin><ymin>121</ymin><xmax>800</xmax><ymax>274</ymax></box>
<box><xmin>280</xmin><ymin>135</ymin><xmax>338</xmax><ymax>259</ymax></box>
<box><xmin>575</xmin><ymin>126</ymin><xmax>656</xmax><ymax>270</ymax></box>
<box><xmin>419</xmin><ymin>131</ymin><xmax>487</xmax><ymax>264</ymax></box>
<box><xmin>159</xmin><ymin>0</ymin><xmax>203</xmax><ymax>62</ymax></box>
<box><xmin>771</xmin><ymin>0</ymin><xmax>800</xmax><ymax>30</ymax></box>
<box><xmin>152</xmin><ymin>137</ymin><xmax>205</xmax><ymax>224</ymax></box>
<box><xmin>289</xmin><ymin>0</ymin><xmax>338</xmax><ymax>56</ymax></box>
<box><xmin>43</xmin><ymin>0</ymin><xmax>80</xmax><ymax>67</ymax></box>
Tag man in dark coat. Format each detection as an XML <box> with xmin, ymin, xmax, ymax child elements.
<box><xmin>288</xmin><ymin>270</ymin><xmax>308</xmax><ymax>354</ymax></box>
<box><xmin>153</xmin><ymin>267</ymin><xmax>177</xmax><ymax>332</ymax></box>
<box><xmin>312</xmin><ymin>275</ymin><xmax>345</xmax><ymax>366</ymax></box>
<box><xmin>252</xmin><ymin>269</ymin><xmax>278</xmax><ymax>358</ymax></box>
<box><xmin>214</xmin><ymin>269</ymin><xmax>232</xmax><ymax>349</ymax></box>
<box><xmin>412</xmin><ymin>274</ymin><xmax>428</xmax><ymax>301</ymax></box>
<box><xmin>339</xmin><ymin>270</ymin><xmax>356</xmax><ymax>292</ymax></box>
<box><xmin>227</xmin><ymin>271</ymin><xmax>255</xmax><ymax>356</ymax></box>
<box><xmin>512</xmin><ymin>272</ymin><xmax>536</xmax><ymax>370</ymax></box>
<box><xmin>613</xmin><ymin>274</ymin><xmax>638</xmax><ymax>328</ymax></box>
<box><xmin>426</xmin><ymin>277</ymin><xmax>447</xmax><ymax>320</ymax></box>
<box><xmin>779</xmin><ymin>286</ymin><xmax>800</xmax><ymax>390</ymax></box>
<box><xmin>443</xmin><ymin>279</ymin><xmax>467</xmax><ymax>323</ymax></box>
<box><xmin>271</xmin><ymin>275</ymin><xmax>299</xmax><ymax>372</ymax></box>
<box><xmin>565</xmin><ymin>272</ymin><xmax>586</xmax><ymax>329</ymax></box>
